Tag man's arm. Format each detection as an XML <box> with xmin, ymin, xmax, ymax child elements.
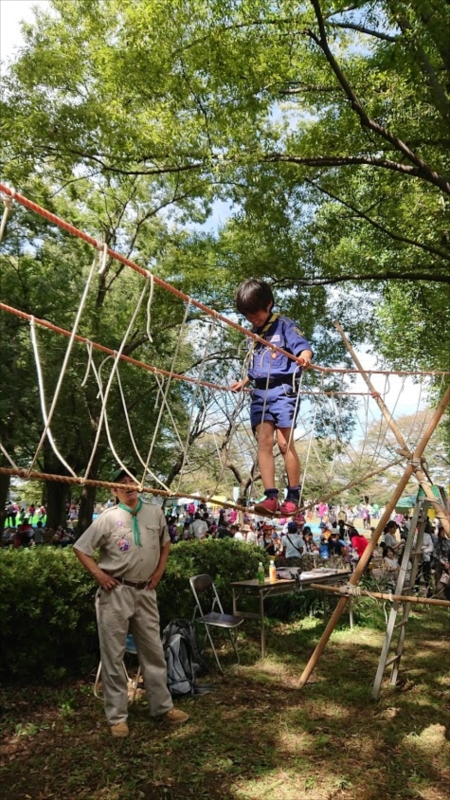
<box><xmin>74</xmin><ymin>548</ymin><xmax>120</xmax><ymax>591</ymax></box>
<box><xmin>148</xmin><ymin>541</ymin><xmax>171</xmax><ymax>590</ymax></box>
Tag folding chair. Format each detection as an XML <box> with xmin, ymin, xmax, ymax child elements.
<box><xmin>189</xmin><ymin>574</ymin><xmax>243</xmax><ymax>673</ymax></box>
<box><xmin>94</xmin><ymin>633</ymin><xmax>141</xmax><ymax>703</ymax></box>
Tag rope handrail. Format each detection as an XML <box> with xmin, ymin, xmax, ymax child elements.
<box><xmin>0</xmin><ymin>301</ymin><xmax>373</xmax><ymax>396</ymax></box>
<box><xmin>1</xmin><ymin>184</ymin><xmax>449</xmax><ymax>378</ymax></box>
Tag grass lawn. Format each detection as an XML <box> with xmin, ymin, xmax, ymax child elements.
<box><xmin>0</xmin><ymin>608</ymin><xmax>449</xmax><ymax>800</ymax></box>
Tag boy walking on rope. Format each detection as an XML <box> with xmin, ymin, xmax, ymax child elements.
<box><xmin>231</xmin><ymin>279</ymin><xmax>313</xmax><ymax>515</ymax></box>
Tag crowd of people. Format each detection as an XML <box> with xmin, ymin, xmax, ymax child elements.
<box><xmin>2</xmin><ymin>496</ymin><xmax>449</xmax><ymax>598</ymax></box>
<box><xmin>2</xmin><ymin>500</ymin><xmax>78</xmax><ymax>548</ymax></box>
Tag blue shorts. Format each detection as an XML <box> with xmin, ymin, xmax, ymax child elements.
<box><xmin>250</xmin><ymin>384</ymin><xmax>301</xmax><ymax>432</ymax></box>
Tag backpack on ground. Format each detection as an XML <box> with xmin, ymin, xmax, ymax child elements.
<box><xmin>162</xmin><ymin>619</ymin><xmax>209</xmax><ymax>697</ymax></box>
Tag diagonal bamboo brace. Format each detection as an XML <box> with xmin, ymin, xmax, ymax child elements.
<box><xmin>298</xmin><ymin>371</ymin><xmax>450</xmax><ymax>688</ymax></box>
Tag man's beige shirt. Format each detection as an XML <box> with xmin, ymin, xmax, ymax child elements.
<box><xmin>74</xmin><ymin>502</ymin><xmax>170</xmax><ymax>582</ymax></box>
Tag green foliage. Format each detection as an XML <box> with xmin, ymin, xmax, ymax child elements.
<box><xmin>0</xmin><ymin>548</ymin><xmax>97</xmax><ymax>682</ymax></box>
<box><xmin>2</xmin><ymin>0</ymin><xmax>450</xmax><ymax>523</ymax></box>
<box><xmin>0</xmin><ymin>539</ymin><xmax>264</xmax><ymax>683</ymax></box>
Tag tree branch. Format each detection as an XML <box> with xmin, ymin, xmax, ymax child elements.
<box><xmin>305</xmin><ymin>178</ymin><xmax>450</xmax><ymax>260</ymax></box>
<box><xmin>308</xmin><ymin>0</ymin><xmax>450</xmax><ymax>194</ymax></box>
<box><xmin>330</xmin><ymin>21</ymin><xmax>398</xmax><ymax>42</ymax></box>
<box><xmin>281</xmin><ymin>272</ymin><xmax>450</xmax><ymax>286</ymax></box>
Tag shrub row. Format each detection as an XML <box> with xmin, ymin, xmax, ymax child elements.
<box><xmin>0</xmin><ymin>540</ymin><xmax>266</xmax><ymax>683</ymax></box>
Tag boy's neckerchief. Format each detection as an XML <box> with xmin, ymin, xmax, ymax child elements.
<box><xmin>118</xmin><ymin>498</ymin><xmax>143</xmax><ymax>546</ymax></box>
<box><xmin>248</xmin><ymin>312</ymin><xmax>279</xmax><ymax>370</ymax></box>
<box><xmin>253</xmin><ymin>312</ymin><xmax>279</xmax><ymax>339</ymax></box>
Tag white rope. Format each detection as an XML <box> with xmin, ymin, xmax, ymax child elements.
<box><xmin>27</xmin><ymin>255</ymin><xmax>97</xmax><ymax>475</ymax></box>
<box><xmin>28</xmin><ymin>317</ymin><xmax>77</xmax><ymax>478</ymax></box>
<box><xmin>339</xmin><ymin>582</ymin><xmax>362</xmax><ymax>597</ymax></box>
<box><xmin>199</xmin><ymin>372</ymin><xmax>250</xmax><ymax>502</ymax></box>
<box><xmin>143</xmin><ymin>299</ymin><xmax>192</xmax><ymax>477</ymax></box>
<box><xmin>114</xmin><ymin>365</ymin><xmax>172</xmax><ymax>489</ymax></box>
<box><xmin>300</xmin><ymin>389</ymin><xmax>319</xmax><ymax>501</ymax></box>
<box><xmin>81</xmin><ymin>340</ymin><xmax>94</xmax><ymax>388</ymax></box>
<box><xmin>84</xmin><ymin>277</ymin><xmax>149</xmax><ymax>480</ymax></box>
<box><xmin>0</xmin><ymin>442</ymin><xmax>19</xmax><ymax>470</ymax></box>
<box><xmin>175</xmin><ymin>317</ymin><xmax>218</xmax><ymax>491</ymax></box>
<box><xmin>88</xmin><ymin>355</ymin><xmax>171</xmax><ymax>492</ymax></box>
<box><xmin>0</xmin><ymin>192</ymin><xmax>15</xmax><ymax>242</ymax></box>
<box><xmin>145</xmin><ymin>271</ymin><xmax>154</xmax><ymax>343</ymax></box>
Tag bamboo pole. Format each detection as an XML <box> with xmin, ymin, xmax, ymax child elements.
<box><xmin>334</xmin><ymin>322</ymin><xmax>410</xmax><ymax>451</ymax></box>
<box><xmin>334</xmin><ymin>322</ymin><xmax>450</xmax><ymax>533</ymax></box>
<box><xmin>297</xmin><ymin>379</ymin><xmax>450</xmax><ymax>688</ymax></box>
<box><xmin>310</xmin><ymin>583</ymin><xmax>450</xmax><ymax>608</ymax></box>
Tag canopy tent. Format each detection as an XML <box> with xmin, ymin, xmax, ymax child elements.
<box><xmin>395</xmin><ymin>495</ymin><xmax>417</xmax><ymax>510</ymax></box>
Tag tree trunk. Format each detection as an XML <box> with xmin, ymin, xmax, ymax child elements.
<box><xmin>46</xmin><ymin>480</ymin><xmax>70</xmax><ymax>530</ymax></box>
<box><xmin>0</xmin><ymin>472</ymin><xmax>10</xmax><ymax>535</ymax></box>
<box><xmin>77</xmin><ymin>483</ymin><xmax>97</xmax><ymax>538</ymax></box>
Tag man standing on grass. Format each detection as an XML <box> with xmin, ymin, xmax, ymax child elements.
<box><xmin>74</xmin><ymin>467</ymin><xmax>189</xmax><ymax>738</ymax></box>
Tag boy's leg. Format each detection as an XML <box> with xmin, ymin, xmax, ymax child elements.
<box><xmin>256</xmin><ymin>421</ymin><xmax>276</xmax><ymax>488</ymax></box>
<box><xmin>276</xmin><ymin>427</ymin><xmax>301</xmax><ymax>486</ymax></box>
<box><xmin>277</xmin><ymin>427</ymin><xmax>301</xmax><ymax>515</ymax></box>
<box><xmin>253</xmin><ymin>421</ymin><xmax>279</xmax><ymax>513</ymax></box>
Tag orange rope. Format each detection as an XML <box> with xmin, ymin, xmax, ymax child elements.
<box><xmin>0</xmin><ymin>302</ymin><xmax>371</xmax><ymax>396</ymax></box>
<box><xmin>1</xmin><ymin>184</ymin><xmax>449</xmax><ymax>378</ymax></box>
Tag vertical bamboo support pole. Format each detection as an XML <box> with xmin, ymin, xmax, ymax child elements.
<box><xmin>334</xmin><ymin>322</ymin><xmax>450</xmax><ymax>533</ymax></box>
<box><xmin>298</xmin><ymin>376</ymin><xmax>450</xmax><ymax>688</ymax></box>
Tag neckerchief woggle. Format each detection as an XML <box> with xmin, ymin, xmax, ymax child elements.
<box><xmin>118</xmin><ymin>498</ymin><xmax>143</xmax><ymax>546</ymax></box>
<box><xmin>249</xmin><ymin>312</ymin><xmax>279</xmax><ymax>366</ymax></box>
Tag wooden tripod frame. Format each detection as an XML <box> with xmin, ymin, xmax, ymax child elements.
<box><xmin>298</xmin><ymin>324</ymin><xmax>450</xmax><ymax>688</ymax></box>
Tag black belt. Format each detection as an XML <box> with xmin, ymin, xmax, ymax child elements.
<box><xmin>107</xmin><ymin>575</ymin><xmax>149</xmax><ymax>589</ymax></box>
<box><xmin>253</xmin><ymin>377</ymin><xmax>294</xmax><ymax>389</ymax></box>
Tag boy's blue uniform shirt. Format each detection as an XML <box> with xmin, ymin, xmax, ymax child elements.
<box><xmin>248</xmin><ymin>313</ymin><xmax>312</xmax><ymax>381</ymax></box>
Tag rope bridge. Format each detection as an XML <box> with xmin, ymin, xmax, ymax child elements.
<box><xmin>1</xmin><ymin>183</ymin><xmax>449</xmax><ymax>515</ymax></box>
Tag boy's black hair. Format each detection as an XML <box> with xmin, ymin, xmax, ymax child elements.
<box><xmin>236</xmin><ymin>279</ymin><xmax>274</xmax><ymax>315</ymax></box>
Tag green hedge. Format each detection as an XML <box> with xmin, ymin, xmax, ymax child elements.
<box><xmin>0</xmin><ymin>540</ymin><xmax>266</xmax><ymax>683</ymax></box>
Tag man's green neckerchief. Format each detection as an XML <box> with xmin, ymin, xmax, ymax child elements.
<box><xmin>118</xmin><ymin>498</ymin><xmax>143</xmax><ymax>546</ymax></box>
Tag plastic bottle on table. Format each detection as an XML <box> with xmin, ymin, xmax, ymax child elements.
<box><xmin>257</xmin><ymin>561</ymin><xmax>265</xmax><ymax>584</ymax></box>
<box><xmin>269</xmin><ymin>559</ymin><xmax>277</xmax><ymax>583</ymax></box>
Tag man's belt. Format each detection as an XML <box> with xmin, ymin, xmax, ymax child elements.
<box><xmin>106</xmin><ymin>574</ymin><xmax>149</xmax><ymax>589</ymax></box>
<box><xmin>253</xmin><ymin>376</ymin><xmax>295</xmax><ymax>389</ymax></box>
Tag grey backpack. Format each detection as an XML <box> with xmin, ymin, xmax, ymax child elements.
<box><xmin>162</xmin><ymin>619</ymin><xmax>208</xmax><ymax>697</ymax></box>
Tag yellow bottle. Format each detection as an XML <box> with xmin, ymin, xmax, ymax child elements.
<box><xmin>269</xmin><ymin>559</ymin><xmax>277</xmax><ymax>583</ymax></box>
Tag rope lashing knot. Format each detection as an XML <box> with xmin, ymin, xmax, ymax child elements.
<box><xmin>408</xmin><ymin>458</ymin><xmax>422</xmax><ymax>469</ymax></box>
<box><xmin>96</xmin><ymin>242</ymin><xmax>108</xmax><ymax>275</ymax></box>
<box><xmin>339</xmin><ymin>583</ymin><xmax>362</xmax><ymax>596</ymax></box>
<box><xmin>0</xmin><ymin>192</ymin><xmax>15</xmax><ymax>242</ymax></box>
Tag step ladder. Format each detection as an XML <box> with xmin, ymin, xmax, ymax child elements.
<box><xmin>372</xmin><ymin>498</ymin><xmax>431</xmax><ymax>699</ymax></box>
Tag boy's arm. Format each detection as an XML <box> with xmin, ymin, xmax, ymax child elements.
<box><xmin>230</xmin><ymin>375</ymin><xmax>251</xmax><ymax>391</ymax></box>
<box><xmin>297</xmin><ymin>349</ymin><xmax>313</xmax><ymax>367</ymax></box>
<box><xmin>284</xmin><ymin>322</ymin><xmax>313</xmax><ymax>367</ymax></box>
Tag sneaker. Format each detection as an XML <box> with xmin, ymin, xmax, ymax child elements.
<box><xmin>253</xmin><ymin>496</ymin><xmax>279</xmax><ymax>515</ymax></box>
<box><xmin>162</xmin><ymin>707</ymin><xmax>190</xmax><ymax>725</ymax></box>
<box><xmin>110</xmin><ymin>722</ymin><xmax>129</xmax><ymax>738</ymax></box>
<box><xmin>279</xmin><ymin>499</ymin><xmax>299</xmax><ymax>516</ymax></box>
